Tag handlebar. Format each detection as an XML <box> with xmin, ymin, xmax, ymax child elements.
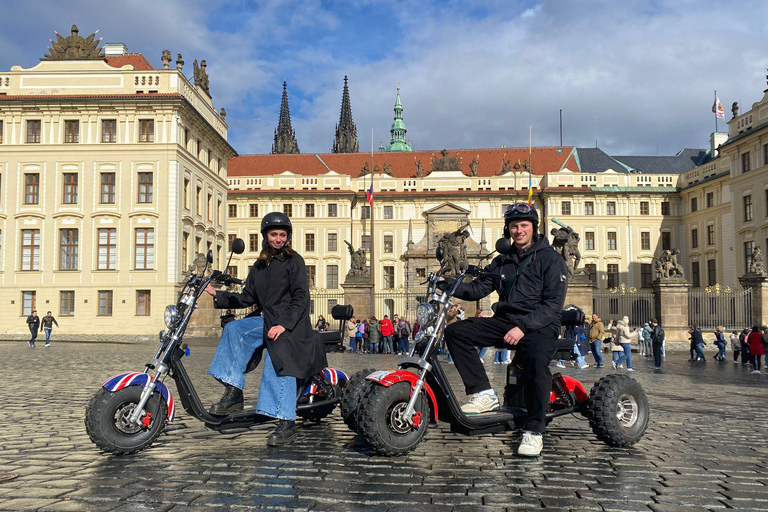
<box><xmin>210</xmin><ymin>270</ymin><xmax>244</xmax><ymax>286</ymax></box>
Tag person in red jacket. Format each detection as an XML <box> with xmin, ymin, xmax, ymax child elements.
<box><xmin>379</xmin><ymin>315</ymin><xmax>395</xmax><ymax>354</ymax></box>
<box><xmin>747</xmin><ymin>326</ymin><xmax>765</xmax><ymax>374</ymax></box>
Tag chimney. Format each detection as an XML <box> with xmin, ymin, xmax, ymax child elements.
<box><xmin>710</xmin><ymin>132</ymin><xmax>728</xmax><ymax>158</ymax></box>
<box><xmin>104</xmin><ymin>43</ymin><xmax>128</xmax><ymax>57</ymax></box>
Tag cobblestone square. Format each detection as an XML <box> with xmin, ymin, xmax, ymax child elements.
<box><xmin>1</xmin><ymin>340</ymin><xmax>767</xmax><ymax>511</ymax></box>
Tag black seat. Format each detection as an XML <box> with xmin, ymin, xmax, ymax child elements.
<box><xmin>560</xmin><ymin>306</ymin><xmax>585</xmax><ymax>327</ymax></box>
<box><xmin>331</xmin><ymin>304</ymin><xmax>354</xmax><ymax>321</ymax></box>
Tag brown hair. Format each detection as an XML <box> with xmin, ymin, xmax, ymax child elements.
<box><xmin>257</xmin><ymin>243</ymin><xmax>295</xmax><ymax>265</ymax></box>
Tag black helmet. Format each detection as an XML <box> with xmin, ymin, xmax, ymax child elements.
<box><xmin>503</xmin><ymin>203</ymin><xmax>539</xmax><ymax>238</ymax></box>
<box><xmin>260</xmin><ymin>211</ymin><xmax>292</xmax><ymax>238</ymax></box>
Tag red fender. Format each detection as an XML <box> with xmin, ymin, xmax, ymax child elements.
<box><xmin>365</xmin><ymin>370</ymin><xmax>438</xmax><ymax>423</ymax></box>
<box><xmin>549</xmin><ymin>374</ymin><xmax>589</xmax><ymax>404</ymax></box>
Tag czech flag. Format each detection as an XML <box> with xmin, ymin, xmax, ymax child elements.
<box><xmin>366</xmin><ymin>182</ymin><xmax>374</xmax><ymax>206</ymax></box>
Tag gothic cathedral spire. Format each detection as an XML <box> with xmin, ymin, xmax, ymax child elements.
<box><xmin>272</xmin><ymin>81</ymin><xmax>300</xmax><ymax>154</ymax></box>
<box><xmin>386</xmin><ymin>81</ymin><xmax>412</xmax><ymax>152</ymax></box>
<box><xmin>333</xmin><ymin>76</ymin><xmax>359</xmax><ymax>153</ymax></box>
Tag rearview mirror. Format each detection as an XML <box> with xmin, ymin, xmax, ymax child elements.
<box><xmin>435</xmin><ymin>247</ymin><xmax>444</xmax><ymax>262</ymax></box>
<box><xmin>206</xmin><ymin>250</ymin><xmax>214</xmax><ymax>264</ymax></box>
<box><xmin>495</xmin><ymin>237</ymin><xmax>511</xmax><ymax>255</ymax></box>
<box><xmin>230</xmin><ymin>238</ymin><xmax>245</xmax><ymax>255</ymax></box>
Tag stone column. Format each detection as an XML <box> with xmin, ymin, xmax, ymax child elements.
<box><xmin>341</xmin><ymin>280</ymin><xmax>374</xmax><ymax>320</ymax></box>
<box><xmin>652</xmin><ymin>279</ymin><xmax>690</xmax><ymax>344</ymax></box>
<box><xmin>565</xmin><ymin>275</ymin><xmax>595</xmax><ymax>316</ymax></box>
<box><xmin>738</xmin><ymin>273</ymin><xmax>768</xmax><ymax>327</ymax></box>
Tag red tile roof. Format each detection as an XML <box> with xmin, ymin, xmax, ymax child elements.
<box><xmin>228</xmin><ymin>147</ymin><xmax>576</xmax><ymax>179</ymax></box>
<box><xmin>106</xmin><ymin>54</ymin><xmax>154</xmax><ymax>71</ymax></box>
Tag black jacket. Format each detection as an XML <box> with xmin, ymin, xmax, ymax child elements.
<box><xmin>27</xmin><ymin>315</ymin><xmax>40</xmax><ymax>331</ymax></box>
<box><xmin>690</xmin><ymin>328</ymin><xmax>704</xmax><ymax>345</ymax></box>
<box><xmin>444</xmin><ymin>235</ymin><xmax>568</xmax><ymax>333</ymax></box>
<box><xmin>214</xmin><ymin>252</ymin><xmax>327</xmax><ymax>379</ymax></box>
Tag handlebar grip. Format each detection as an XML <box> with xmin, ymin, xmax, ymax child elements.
<box><xmin>227</xmin><ymin>277</ymin><xmax>245</xmax><ymax>286</ymax></box>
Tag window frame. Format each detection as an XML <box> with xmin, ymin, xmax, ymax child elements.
<box><xmin>639</xmin><ymin>201</ymin><xmax>649</xmax><ymax>215</ymax></box>
<box><xmin>585</xmin><ymin>231</ymin><xmax>595</xmax><ymax>251</ymax></box>
<box><xmin>228</xmin><ymin>204</ymin><xmax>237</xmax><ymax>218</ymax></box>
<box><xmin>26</xmin><ymin>120</ymin><xmax>41</xmax><ymax>143</ymax></box>
<box><xmin>743</xmin><ymin>194</ymin><xmax>753</xmax><ymax>222</ymax></box>
<box><xmin>383</xmin><ymin>265</ymin><xmax>395</xmax><ymax>289</ymax></box>
<box><xmin>249</xmin><ymin>233</ymin><xmax>259</xmax><ymax>252</ymax></box>
<box><xmin>607</xmin><ymin>231</ymin><xmax>617</xmax><ymax>251</ymax></box>
<box><xmin>326</xmin><ymin>265</ymin><xmax>339</xmax><ymax>289</ymax></box>
<box><xmin>283</xmin><ymin>204</ymin><xmax>292</xmax><ymax>217</ymax></box>
<box><xmin>64</xmin><ymin>120</ymin><xmax>80</xmax><ymax>143</ymax></box>
<box><xmin>584</xmin><ymin>201</ymin><xmax>594</xmax><ymax>215</ymax></box>
<box><xmin>21</xmin><ymin>229</ymin><xmax>41</xmax><ymax>271</ymax></box>
<box><xmin>134</xmin><ymin>228</ymin><xmax>155</xmax><ymax>270</ymax></box>
<box><xmin>383</xmin><ymin>234</ymin><xmax>393</xmax><ymax>253</ymax></box>
<box><xmin>137</xmin><ymin>172</ymin><xmax>153</xmax><ymax>203</ymax></box>
<box><xmin>305</xmin><ymin>204</ymin><xmax>315</xmax><ymax>217</ymax></box>
<box><xmin>138</xmin><ymin>119</ymin><xmax>155</xmax><ymax>143</ymax></box>
<box><xmin>59</xmin><ymin>228</ymin><xmax>79</xmax><ymax>270</ymax></box>
<box><xmin>60</xmin><ymin>290</ymin><xmax>75</xmax><ymax>317</ymax></box>
<box><xmin>249</xmin><ymin>204</ymin><xmax>258</xmax><ymax>217</ymax></box>
<box><xmin>62</xmin><ymin>172</ymin><xmax>78</xmax><ymax>204</ymax></box>
<box><xmin>561</xmin><ymin>201</ymin><xmax>571</xmax><ymax>215</ymax></box>
<box><xmin>100</xmin><ymin>172</ymin><xmax>116</xmax><ymax>204</ymax></box>
<box><xmin>383</xmin><ymin>205</ymin><xmax>393</xmax><ymax>219</ymax></box>
<box><xmin>97</xmin><ymin>228</ymin><xmax>117</xmax><ymax>270</ymax></box>
<box><xmin>327</xmin><ymin>204</ymin><xmax>338</xmax><ymax>217</ymax></box>
<box><xmin>101</xmin><ymin>119</ymin><xmax>117</xmax><ymax>143</ymax></box>
<box><xmin>606</xmin><ymin>201</ymin><xmax>616</xmax><ymax>215</ymax></box>
<box><xmin>640</xmin><ymin>231</ymin><xmax>650</xmax><ymax>251</ymax></box>
<box><xmin>136</xmin><ymin>290</ymin><xmax>151</xmax><ymax>316</ymax></box>
<box><xmin>327</xmin><ymin>232</ymin><xmax>337</xmax><ymax>252</ymax></box>
<box><xmin>98</xmin><ymin>290</ymin><xmax>113</xmax><ymax>316</ymax></box>
<box><xmin>305</xmin><ymin>233</ymin><xmax>315</xmax><ymax>252</ymax></box>
<box><xmin>24</xmin><ymin>173</ymin><xmax>40</xmax><ymax>204</ymax></box>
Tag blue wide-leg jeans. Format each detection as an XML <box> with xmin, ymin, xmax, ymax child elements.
<box><xmin>207</xmin><ymin>316</ymin><xmax>297</xmax><ymax>421</ymax></box>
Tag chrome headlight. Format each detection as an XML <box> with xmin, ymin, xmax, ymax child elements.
<box><xmin>164</xmin><ymin>305</ymin><xmax>179</xmax><ymax>328</ymax></box>
<box><xmin>416</xmin><ymin>302</ymin><xmax>436</xmax><ymax>327</ymax></box>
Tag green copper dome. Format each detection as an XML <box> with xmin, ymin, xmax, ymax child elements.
<box><xmin>386</xmin><ymin>83</ymin><xmax>412</xmax><ymax>152</ymax></box>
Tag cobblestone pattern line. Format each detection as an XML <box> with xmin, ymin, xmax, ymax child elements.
<box><xmin>0</xmin><ymin>340</ymin><xmax>766</xmax><ymax>511</ymax></box>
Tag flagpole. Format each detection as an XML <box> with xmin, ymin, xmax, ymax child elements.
<box><xmin>370</xmin><ymin>128</ymin><xmax>376</xmax><ymax>317</ymax></box>
<box><xmin>527</xmin><ymin>126</ymin><xmax>533</xmax><ymax>205</ymax></box>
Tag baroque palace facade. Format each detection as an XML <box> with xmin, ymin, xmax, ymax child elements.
<box><xmin>0</xmin><ymin>27</ymin><xmax>235</xmax><ymax>336</ymax></box>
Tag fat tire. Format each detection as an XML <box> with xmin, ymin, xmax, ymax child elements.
<box><xmin>85</xmin><ymin>387</ymin><xmax>168</xmax><ymax>455</ymax></box>
<box><xmin>340</xmin><ymin>368</ymin><xmax>377</xmax><ymax>432</ymax></box>
<box><xmin>358</xmin><ymin>381</ymin><xmax>429</xmax><ymax>456</ymax></box>
<box><xmin>588</xmin><ymin>374</ymin><xmax>649</xmax><ymax>447</ymax></box>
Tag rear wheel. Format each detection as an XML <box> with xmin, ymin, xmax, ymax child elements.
<box><xmin>297</xmin><ymin>378</ymin><xmax>342</xmax><ymax>422</ymax></box>
<box><xmin>358</xmin><ymin>382</ymin><xmax>429</xmax><ymax>456</ymax></box>
<box><xmin>340</xmin><ymin>368</ymin><xmax>377</xmax><ymax>432</ymax></box>
<box><xmin>85</xmin><ymin>387</ymin><xmax>168</xmax><ymax>455</ymax></box>
<box><xmin>588</xmin><ymin>374</ymin><xmax>649</xmax><ymax>447</ymax></box>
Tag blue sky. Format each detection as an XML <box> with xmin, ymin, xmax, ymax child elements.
<box><xmin>1</xmin><ymin>0</ymin><xmax>767</xmax><ymax>156</ymax></box>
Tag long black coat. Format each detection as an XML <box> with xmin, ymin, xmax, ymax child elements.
<box><xmin>214</xmin><ymin>252</ymin><xmax>327</xmax><ymax>379</ymax></box>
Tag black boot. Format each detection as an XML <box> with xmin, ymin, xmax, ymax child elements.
<box><xmin>209</xmin><ymin>384</ymin><xmax>243</xmax><ymax>415</ymax></box>
<box><xmin>266</xmin><ymin>420</ymin><xmax>297</xmax><ymax>446</ymax></box>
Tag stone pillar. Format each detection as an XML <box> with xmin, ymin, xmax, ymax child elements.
<box><xmin>565</xmin><ymin>276</ymin><xmax>595</xmax><ymax>316</ymax></box>
<box><xmin>738</xmin><ymin>273</ymin><xmax>768</xmax><ymax>327</ymax></box>
<box><xmin>341</xmin><ymin>281</ymin><xmax>374</xmax><ymax>320</ymax></box>
<box><xmin>652</xmin><ymin>279</ymin><xmax>690</xmax><ymax>343</ymax></box>
<box><xmin>186</xmin><ymin>286</ymin><xmax>222</xmax><ymax>337</ymax></box>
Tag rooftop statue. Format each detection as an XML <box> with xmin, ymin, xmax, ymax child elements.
<box><xmin>469</xmin><ymin>156</ymin><xmax>479</xmax><ymax>177</ymax></box>
<box><xmin>432</xmin><ymin>149</ymin><xmax>462</xmax><ymax>172</ymax></box>
<box><xmin>43</xmin><ymin>25</ymin><xmax>103</xmax><ymax>60</ymax></box>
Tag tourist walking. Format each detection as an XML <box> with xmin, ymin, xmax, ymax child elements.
<box><xmin>588</xmin><ymin>314</ymin><xmax>605</xmax><ymax>368</ymax></box>
<box><xmin>730</xmin><ymin>330</ymin><xmax>741</xmax><ymax>363</ymax></box>
<box><xmin>689</xmin><ymin>325</ymin><xmax>706</xmax><ymax>362</ymax></box>
<box><xmin>379</xmin><ymin>315</ymin><xmax>395</xmax><ymax>354</ymax></box>
<box><xmin>649</xmin><ymin>318</ymin><xmax>665</xmax><ymax>369</ymax></box>
<box><xmin>748</xmin><ymin>326</ymin><xmax>764</xmax><ymax>374</ymax></box>
<box><xmin>40</xmin><ymin>311</ymin><xmax>60</xmax><ymax>347</ymax></box>
<box><xmin>611</xmin><ymin>316</ymin><xmax>636</xmax><ymax>371</ymax></box>
<box><xmin>26</xmin><ymin>310</ymin><xmax>40</xmax><ymax>348</ymax></box>
<box><xmin>713</xmin><ymin>326</ymin><xmax>726</xmax><ymax>361</ymax></box>
<box><xmin>368</xmin><ymin>316</ymin><xmax>380</xmax><ymax>354</ymax></box>
<box><xmin>740</xmin><ymin>328</ymin><xmax>751</xmax><ymax>368</ymax></box>
<box><xmin>396</xmin><ymin>317</ymin><xmax>411</xmax><ymax>355</ymax></box>
<box><xmin>346</xmin><ymin>316</ymin><xmax>358</xmax><ymax>353</ymax></box>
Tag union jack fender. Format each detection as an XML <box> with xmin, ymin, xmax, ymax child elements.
<box><xmin>365</xmin><ymin>369</ymin><xmax>438</xmax><ymax>423</ymax></box>
<box><xmin>300</xmin><ymin>367</ymin><xmax>349</xmax><ymax>398</ymax></box>
<box><xmin>101</xmin><ymin>372</ymin><xmax>176</xmax><ymax>422</ymax></box>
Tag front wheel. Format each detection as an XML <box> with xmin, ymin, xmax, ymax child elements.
<box><xmin>358</xmin><ymin>382</ymin><xmax>429</xmax><ymax>456</ymax></box>
<box><xmin>588</xmin><ymin>374</ymin><xmax>649</xmax><ymax>447</ymax></box>
<box><xmin>85</xmin><ymin>387</ymin><xmax>168</xmax><ymax>455</ymax></box>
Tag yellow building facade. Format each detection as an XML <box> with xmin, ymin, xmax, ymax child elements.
<box><xmin>0</xmin><ymin>30</ymin><xmax>235</xmax><ymax>336</ymax></box>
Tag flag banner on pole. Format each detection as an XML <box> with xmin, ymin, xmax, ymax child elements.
<box><xmin>712</xmin><ymin>95</ymin><xmax>725</xmax><ymax>119</ymax></box>
<box><xmin>527</xmin><ymin>172</ymin><xmax>533</xmax><ymax>204</ymax></box>
<box><xmin>366</xmin><ymin>182</ymin><xmax>373</xmax><ymax>206</ymax></box>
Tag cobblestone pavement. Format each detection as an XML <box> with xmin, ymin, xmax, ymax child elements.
<box><xmin>1</xmin><ymin>339</ymin><xmax>767</xmax><ymax>512</ymax></box>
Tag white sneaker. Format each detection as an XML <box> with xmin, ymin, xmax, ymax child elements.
<box><xmin>517</xmin><ymin>431</ymin><xmax>543</xmax><ymax>457</ymax></box>
<box><xmin>461</xmin><ymin>391</ymin><xmax>500</xmax><ymax>415</ymax></box>
<box><xmin>611</xmin><ymin>361</ymin><xmax>617</xmax><ymax>370</ymax></box>
<box><xmin>752</xmin><ymin>370</ymin><xmax>761</xmax><ymax>374</ymax></box>
<box><xmin>556</xmin><ymin>362</ymin><xmax>566</xmax><ymax>368</ymax></box>
<box><xmin>579</xmin><ymin>364</ymin><xmax>589</xmax><ymax>369</ymax></box>
<box><xmin>627</xmin><ymin>368</ymin><xmax>635</xmax><ymax>372</ymax></box>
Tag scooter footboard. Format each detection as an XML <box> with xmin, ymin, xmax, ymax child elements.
<box><xmin>102</xmin><ymin>372</ymin><xmax>176</xmax><ymax>421</ymax></box>
<box><xmin>365</xmin><ymin>370</ymin><xmax>439</xmax><ymax>423</ymax></box>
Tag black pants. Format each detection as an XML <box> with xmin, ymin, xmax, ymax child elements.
<box><xmin>29</xmin><ymin>326</ymin><xmax>38</xmax><ymax>342</ymax></box>
<box><xmin>652</xmin><ymin>342</ymin><xmax>663</xmax><ymax>367</ymax></box>
<box><xmin>444</xmin><ymin>316</ymin><xmax>556</xmax><ymax>434</ymax></box>
<box><xmin>733</xmin><ymin>349</ymin><xmax>741</xmax><ymax>362</ymax></box>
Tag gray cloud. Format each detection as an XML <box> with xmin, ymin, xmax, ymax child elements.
<box><xmin>2</xmin><ymin>0</ymin><xmax>766</xmax><ymax>158</ymax></box>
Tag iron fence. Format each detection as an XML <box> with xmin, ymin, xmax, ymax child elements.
<box><xmin>688</xmin><ymin>284</ymin><xmax>752</xmax><ymax>331</ymax></box>
<box><xmin>309</xmin><ymin>289</ymin><xmax>346</xmax><ymax>327</ymax></box>
<box><xmin>592</xmin><ymin>284</ymin><xmax>656</xmax><ymax>329</ymax></box>
<box><xmin>375</xmin><ymin>289</ymin><xmax>425</xmax><ymax>321</ymax></box>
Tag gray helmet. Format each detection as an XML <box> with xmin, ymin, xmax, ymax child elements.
<box><xmin>503</xmin><ymin>203</ymin><xmax>539</xmax><ymax>238</ymax></box>
<box><xmin>260</xmin><ymin>211</ymin><xmax>292</xmax><ymax>238</ymax></box>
